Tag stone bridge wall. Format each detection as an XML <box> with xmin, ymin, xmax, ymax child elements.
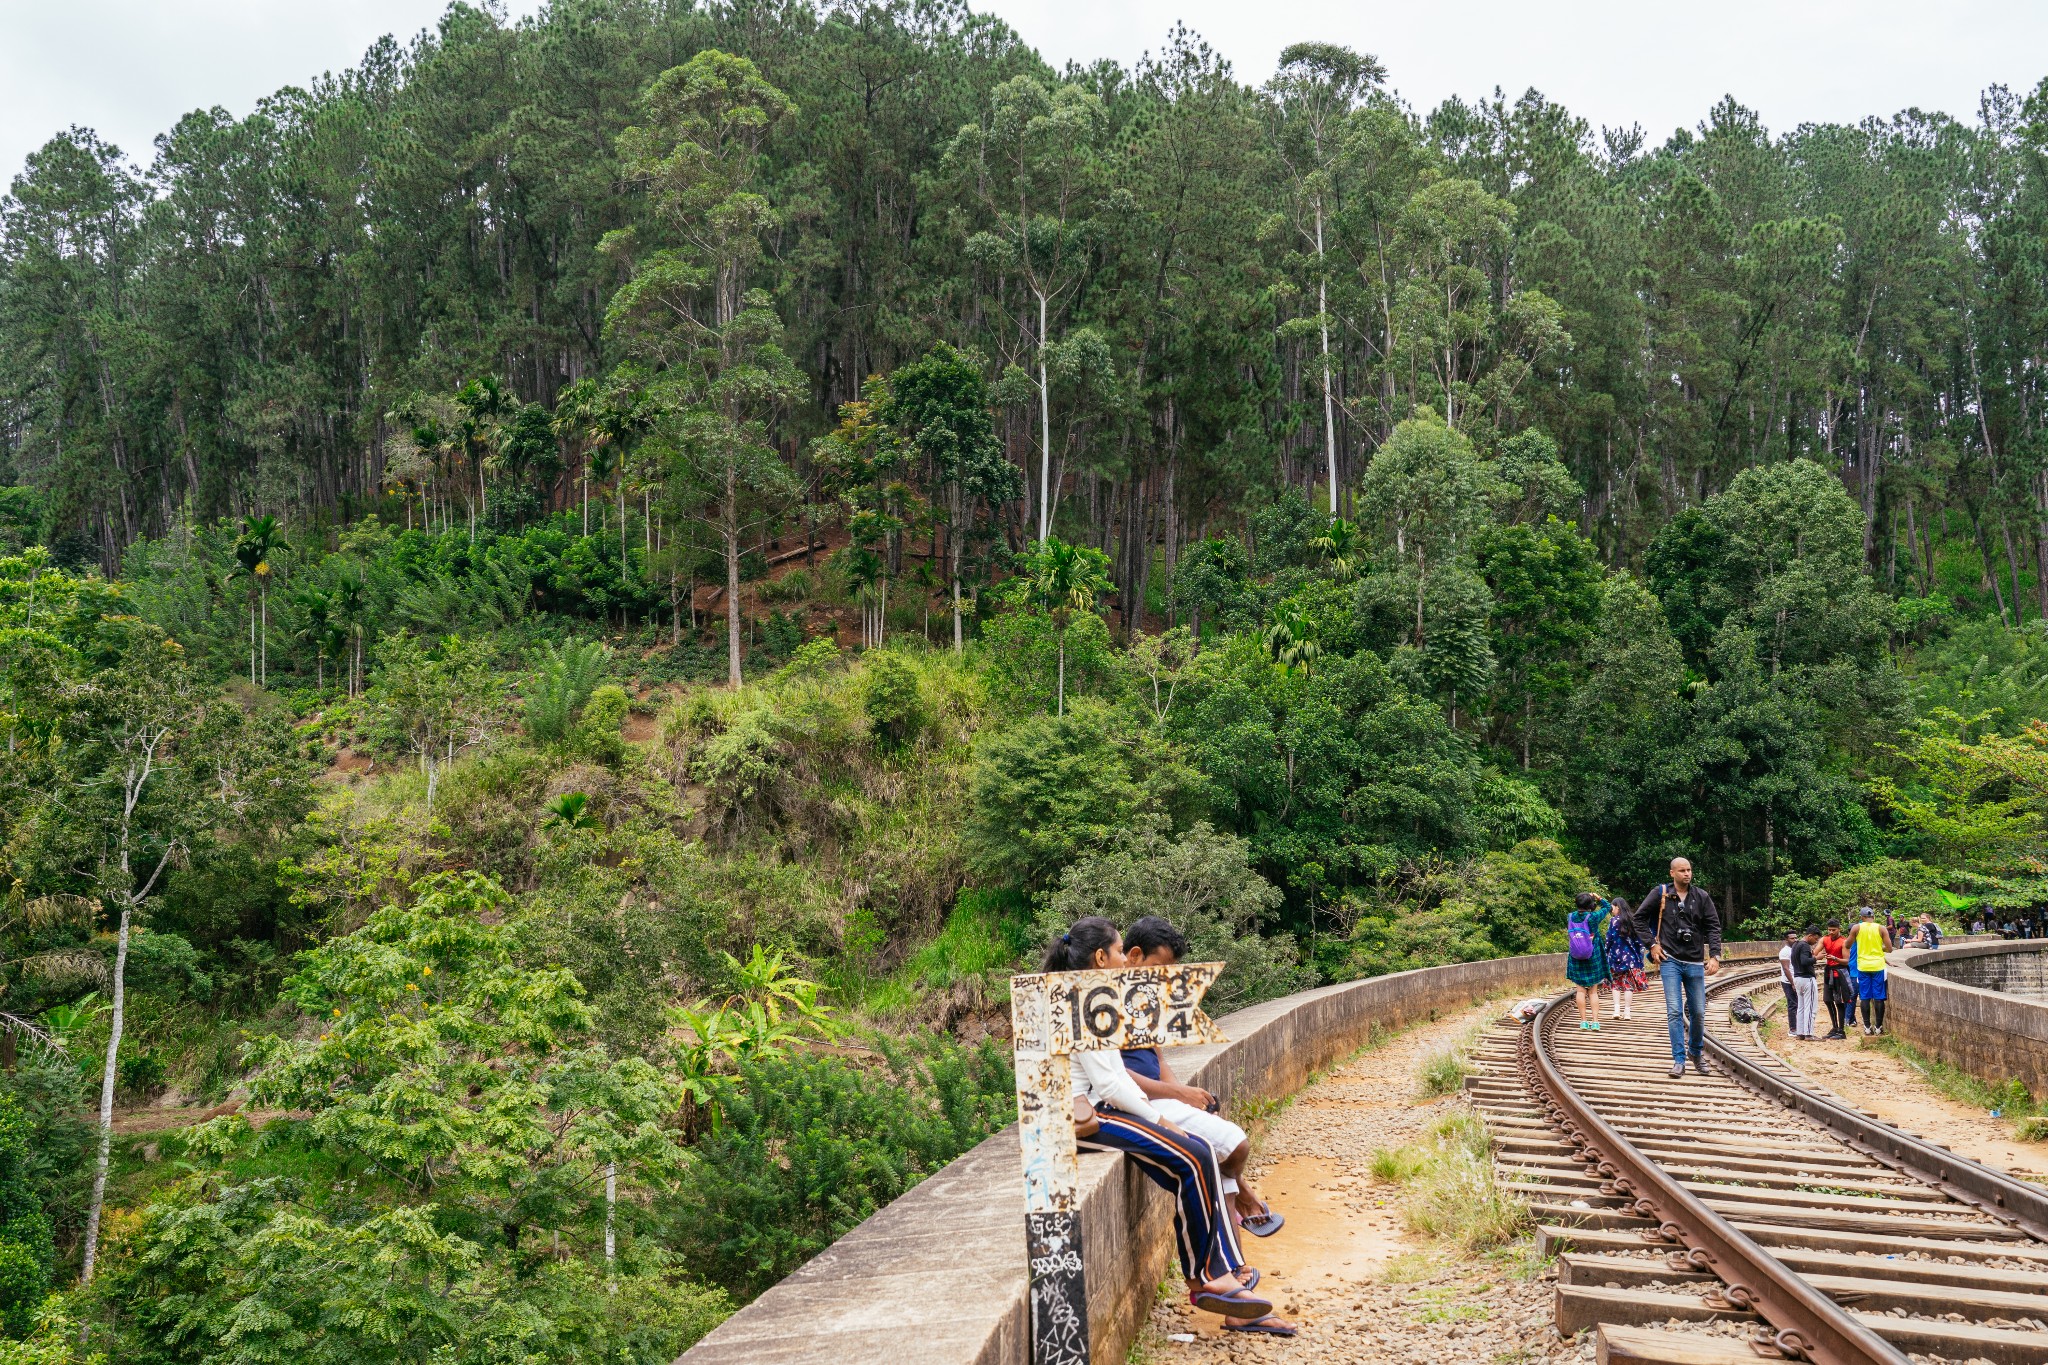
<box><xmin>676</xmin><ymin>942</ymin><xmax>1791</xmax><ymax>1365</ymax></box>
<box><xmin>1889</xmin><ymin>942</ymin><xmax>2048</xmax><ymax>1097</ymax></box>
<box><xmin>1916</xmin><ymin>945</ymin><xmax>2048</xmax><ymax>1000</ymax></box>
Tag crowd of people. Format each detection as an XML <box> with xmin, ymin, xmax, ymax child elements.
<box><xmin>1977</xmin><ymin>910</ymin><xmax>2048</xmax><ymax>939</ymax></box>
<box><xmin>1564</xmin><ymin>856</ymin><xmax>1937</xmax><ymax>1055</ymax></box>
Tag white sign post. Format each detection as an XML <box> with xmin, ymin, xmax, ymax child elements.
<box><xmin>1009</xmin><ymin>962</ymin><xmax>1226</xmax><ymax>1365</ymax></box>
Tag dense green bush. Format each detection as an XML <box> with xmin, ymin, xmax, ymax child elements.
<box><xmin>1336</xmin><ymin>838</ymin><xmax>1598</xmax><ymax>980</ymax></box>
<box><xmin>964</xmin><ymin>700</ymin><xmax>1206</xmax><ymax>889</ymax></box>
<box><xmin>573</xmin><ymin>684</ymin><xmax>631</xmax><ymax>766</ymax></box>
<box><xmin>1903</xmin><ymin>618</ymin><xmax>2048</xmax><ymax>737</ymax></box>
<box><xmin>978</xmin><ymin>609</ymin><xmax>1118</xmax><ymax>717</ymax></box>
<box><xmin>1748</xmin><ymin>858</ymin><xmax>1952</xmax><ymax>936</ymax></box>
<box><xmin>1466</xmin><ymin>838</ymin><xmax>1593</xmax><ymax>955</ymax></box>
<box><xmin>0</xmin><ymin>1094</ymin><xmax>53</xmax><ymax>1339</ymax></box>
<box><xmin>1047</xmin><ymin>818</ymin><xmax>1312</xmax><ymax>1008</ymax></box>
<box><xmin>667</xmin><ymin>1038</ymin><xmax>1013</xmax><ymax>1297</ymax></box>
<box><xmin>1166</xmin><ymin>638</ymin><xmax>1506</xmax><ymax>908</ymax></box>
<box><xmin>861</xmin><ymin>651</ymin><xmax>925</xmax><ymax>749</ymax></box>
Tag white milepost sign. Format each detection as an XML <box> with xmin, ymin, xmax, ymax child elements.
<box><xmin>1009</xmin><ymin>962</ymin><xmax>1226</xmax><ymax>1364</ymax></box>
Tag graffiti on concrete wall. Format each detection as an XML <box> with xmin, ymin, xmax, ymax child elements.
<box><xmin>1010</xmin><ymin>962</ymin><xmax>1224</xmax><ymax>1365</ymax></box>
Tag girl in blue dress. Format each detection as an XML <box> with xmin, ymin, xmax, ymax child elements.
<box><xmin>1603</xmin><ymin>892</ymin><xmax>1648</xmax><ymax>1021</ymax></box>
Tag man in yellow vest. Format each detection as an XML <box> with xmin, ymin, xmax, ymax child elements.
<box><xmin>1849</xmin><ymin>906</ymin><xmax>1893</xmax><ymax>1036</ymax></box>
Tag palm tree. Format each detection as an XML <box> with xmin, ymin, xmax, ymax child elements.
<box><xmin>909</xmin><ymin>559</ymin><xmax>942</xmax><ymax>641</ymax></box>
<box><xmin>552</xmin><ymin>380</ymin><xmax>602</xmax><ymax>531</ymax></box>
<box><xmin>333</xmin><ymin>570</ymin><xmax>368</xmax><ymax>697</ymax></box>
<box><xmin>293</xmin><ymin>588</ymin><xmax>335</xmax><ymax>690</ymax></box>
<box><xmin>456</xmin><ymin>375</ymin><xmax>515</xmax><ymax>531</ymax></box>
<box><xmin>842</xmin><ymin>546</ymin><xmax>886</xmax><ymax>649</ymax></box>
<box><xmin>233</xmin><ymin>515</ymin><xmax>287</xmax><ymax>686</ymax></box>
<box><xmin>1264</xmin><ymin>605</ymin><xmax>1321</xmax><ymax>677</ymax></box>
<box><xmin>544</xmin><ymin>791</ymin><xmax>601</xmax><ymax>831</ymax></box>
<box><xmin>1024</xmin><ymin>537</ymin><xmax>1113</xmax><ymax>715</ymax></box>
<box><xmin>1310</xmin><ymin>517</ymin><xmax>1361</xmax><ymax>582</ymax></box>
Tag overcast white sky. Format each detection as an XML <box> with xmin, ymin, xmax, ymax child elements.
<box><xmin>5</xmin><ymin>0</ymin><xmax>2047</xmax><ymax>189</ymax></box>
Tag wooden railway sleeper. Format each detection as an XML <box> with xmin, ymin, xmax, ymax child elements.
<box><xmin>1703</xmin><ymin>965</ymin><xmax>2048</xmax><ymax>1244</ymax></box>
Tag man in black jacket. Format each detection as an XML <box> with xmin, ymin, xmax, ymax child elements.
<box><xmin>1637</xmin><ymin>857</ymin><xmax>1722</xmax><ymax>1078</ymax></box>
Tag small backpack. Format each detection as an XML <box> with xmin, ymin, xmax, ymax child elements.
<box><xmin>1567</xmin><ymin>911</ymin><xmax>1596</xmax><ymax>961</ymax></box>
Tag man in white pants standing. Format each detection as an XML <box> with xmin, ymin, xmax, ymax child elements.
<box><xmin>1790</xmin><ymin>927</ymin><xmax>1820</xmax><ymax>1041</ymax></box>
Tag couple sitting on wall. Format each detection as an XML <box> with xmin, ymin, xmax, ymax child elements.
<box><xmin>1041</xmin><ymin>915</ymin><xmax>1295</xmax><ymax>1338</ymax></box>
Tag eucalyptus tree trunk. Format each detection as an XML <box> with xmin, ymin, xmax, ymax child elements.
<box><xmin>724</xmin><ymin>480</ymin><xmax>742</xmax><ymax>688</ymax></box>
<box><xmin>1316</xmin><ymin>198</ymin><xmax>1337</xmax><ymax>514</ymax></box>
<box><xmin>2036</xmin><ymin>470</ymin><xmax>2048</xmax><ymax>620</ymax></box>
<box><xmin>605</xmin><ymin>1161</ymin><xmax>617</xmax><ymax>1291</ymax></box>
<box><xmin>80</xmin><ymin>903</ymin><xmax>130</xmax><ymax>1285</ymax></box>
<box><xmin>83</xmin><ymin>729</ymin><xmax>169</xmax><ymax>1283</ymax></box>
<box><xmin>1037</xmin><ymin>291</ymin><xmax>1052</xmax><ymax>542</ymax></box>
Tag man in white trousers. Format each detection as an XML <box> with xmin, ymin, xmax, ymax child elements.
<box><xmin>1790</xmin><ymin>927</ymin><xmax>1820</xmax><ymax>1041</ymax></box>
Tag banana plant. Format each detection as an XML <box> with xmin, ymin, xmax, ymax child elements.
<box><xmin>42</xmin><ymin>991</ymin><xmax>110</xmax><ymax>1048</ymax></box>
<box><xmin>714</xmin><ymin>943</ymin><xmax>837</xmax><ymax>1035</ymax></box>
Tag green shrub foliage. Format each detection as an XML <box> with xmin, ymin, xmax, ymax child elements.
<box><xmin>1048</xmin><ymin>818</ymin><xmax>1312</xmax><ymax>1008</ymax></box>
<box><xmin>0</xmin><ymin>1095</ymin><xmax>53</xmax><ymax>1339</ymax></box>
<box><xmin>668</xmin><ymin>1038</ymin><xmax>1013</xmax><ymax>1297</ymax></box>
<box><xmin>10</xmin><ymin>17</ymin><xmax>2048</xmax><ymax>1339</ymax></box>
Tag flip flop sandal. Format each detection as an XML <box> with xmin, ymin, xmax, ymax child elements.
<box><xmin>1189</xmin><ymin>1285</ymin><xmax>1274</xmax><ymax>1319</ymax></box>
<box><xmin>1223</xmin><ymin>1315</ymin><xmax>1298</xmax><ymax>1337</ymax></box>
<box><xmin>1241</xmin><ymin>1202</ymin><xmax>1285</xmax><ymax>1238</ymax></box>
<box><xmin>1233</xmin><ymin>1268</ymin><xmax>1260</xmax><ymax>1291</ymax></box>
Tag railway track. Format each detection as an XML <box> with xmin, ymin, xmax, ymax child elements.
<box><xmin>1467</xmin><ymin>960</ymin><xmax>2048</xmax><ymax>1365</ymax></box>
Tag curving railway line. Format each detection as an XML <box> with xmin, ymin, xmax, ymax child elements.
<box><xmin>1467</xmin><ymin>959</ymin><xmax>2048</xmax><ymax>1365</ymax></box>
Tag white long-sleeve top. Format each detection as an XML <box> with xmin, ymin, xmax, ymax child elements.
<box><xmin>1072</xmin><ymin>1049</ymin><xmax>1163</xmax><ymax>1124</ymax></box>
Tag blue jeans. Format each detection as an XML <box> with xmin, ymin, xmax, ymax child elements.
<box><xmin>1660</xmin><ymin>956</ymin><xmax>1707</xmax><ymax>1064</ymax></box>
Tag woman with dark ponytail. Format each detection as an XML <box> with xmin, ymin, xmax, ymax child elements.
<box><xmin>1041</xmin><ymin>916</ymin><xmax>1122</xmax><ymax>974</ymax></box>
<box><xmin>1041</xmin><ymin>918</ymin><xmax>1296</xmax><ymax>1337</ymax></box>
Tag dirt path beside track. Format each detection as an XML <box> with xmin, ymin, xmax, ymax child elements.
<box><xmin>1135</xmin><ymin>996</ymin><xmax>1573</xmax><ymax>1364</ymax></box>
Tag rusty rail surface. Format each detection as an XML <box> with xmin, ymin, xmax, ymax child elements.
<box><xmin>1517</xmin><ymin>971</ymin><xmax>1911</xmax><ymax>1365</ymax></box>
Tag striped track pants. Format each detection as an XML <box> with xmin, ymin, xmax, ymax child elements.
<box><xmin>1086</xmin><ymin>1111</ymin><xmax>1246</xmax><ymax>1284</ymax></box>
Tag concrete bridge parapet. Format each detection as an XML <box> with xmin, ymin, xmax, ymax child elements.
<box><xmin>1890</xmin><ymin>940</ymin><xmax>2048</xmax><ymax>1098</ymax></box>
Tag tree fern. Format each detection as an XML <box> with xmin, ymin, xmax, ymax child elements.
<box><xmin>526</xmin><ymin>638</ymin><xmax>613</xmax><ymax>743</ymax></box>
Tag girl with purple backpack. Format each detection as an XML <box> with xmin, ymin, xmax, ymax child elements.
<box><xmin>1567</xmin><ymin>892</ymin><xmax>1611</xmax><ymax>1030</ymax></box>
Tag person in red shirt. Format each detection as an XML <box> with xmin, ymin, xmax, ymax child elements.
<box><xmin>1818</xmin><ymin>920</ymin><xmax>1850</xmax><ymax>1040</ymax></box>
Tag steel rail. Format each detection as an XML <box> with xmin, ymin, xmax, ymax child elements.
<box><xmin>1518</xmin><ymin>976</ymin><xmax>1911</xmax><ymax>1365</ymax></box>
<box><xmin>1703</xmin><ymin>964</ymin><xmax>2048</xmax><ymax>1243</ymax></box>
